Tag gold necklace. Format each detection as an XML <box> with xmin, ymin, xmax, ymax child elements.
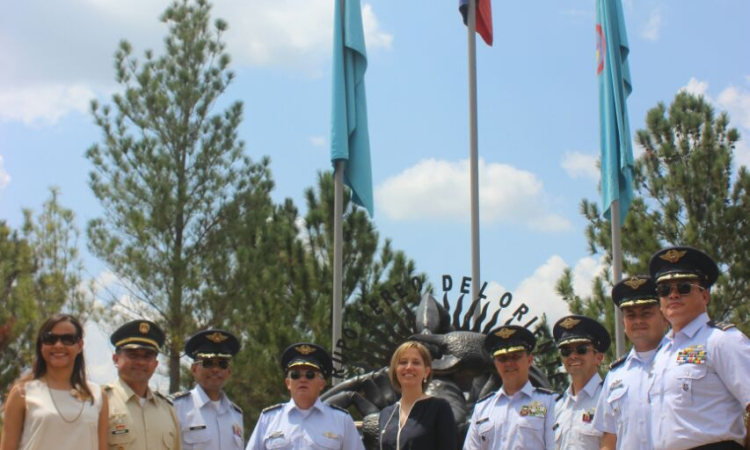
<box><xmin>47</xmin><ymin>384</ymin><xmax>85</xmax><ymax>423</ymax></box>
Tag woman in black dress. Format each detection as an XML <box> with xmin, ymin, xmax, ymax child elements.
<box><xmin>378</xmin><ymin>341</ymin><xmax>457</xmax><ymax>450</ymax></box>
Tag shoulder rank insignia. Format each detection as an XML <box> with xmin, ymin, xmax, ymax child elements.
<box><xmin>476</xmin><ymin>391</ymin><xmax>495</xmax><ymax>404</ymax></box>
<box><xmin>708</xmin><ymin>320</ymin><xmax>736</xmax><ymax>331</ymax></box>
<box><xmin>231</xmin><ymin>402</ymin><xmax>242</xmax><ymax>414</ymax></box>
<box><xmin>156</xmin><ymin>391</ymin><xmax>173</xmax><ymax>405</ymax></box>
<box><xmin>555</xmin><ymin>391</ymin><xmax>565</xmax><ymax>402</ymax></box>
<box><xmin>171</xmin><ymin>391</ymin><xmax>191</xmax><ymax>401</ymax></box>
<box><xmin>262</xmin><ymin>403</ymin><xmax>284</xmax><ymax>414</ymax></box>
<box><xmin>534</xmin><ymin>387</ymin><xmax>555</xmax><ymax>395</ymax></box>
<box><xmin>609</xmin><ymin>353</ymin><xmax>627</xmax><ymax>370</ymax></box>
<box><xmin>328</xmin><ymin>404</ymin><xmax>351</xmax><ymax>415</ymax></box>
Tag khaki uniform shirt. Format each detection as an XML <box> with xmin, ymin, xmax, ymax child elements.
<box><xmin>104</xmin><ymin>378</ymin><xmax>182</xmax><ymax>450</ymax></box>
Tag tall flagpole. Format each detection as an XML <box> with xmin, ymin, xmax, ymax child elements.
<box><xmin>610</xmin><ymin>200</ymin><xmax>626</xmax><ymax>356</ymax></box>
<box><xmin>331</xmin><ymin>0</ymin><xmax>346</xmax><ymax>385</ymax></box>
<box><xmin>467</xmin><ymin>0</ymin><xmax>481</xmax><ymax>310</ymax></box>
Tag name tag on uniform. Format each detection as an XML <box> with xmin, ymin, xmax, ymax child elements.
<box><xmin>475</xmin><ymin>417</ymin><xmax>489</xmax><ymax>425</ymax></box>
<box><xmin>111</xmin><ymin>429</ymin><xmax>129</xmax><ymax>435</ymax></box>
<box><xmin>189</xmin><ymin>425</ymin><xmax>207</xmax><ymax>431</ymax></box>
<box><xmin>676</xmin><ymin>345</ymin><xmax>706</xmax><ymax>365</ymax></box>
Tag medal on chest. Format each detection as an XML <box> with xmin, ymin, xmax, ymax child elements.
<box><xmin>519</xmin><ymin>400</ymin><xmax>546</xmax><ymax>417</ymax></box>
<box><xmin>676</xmin><ymin>344</ymin><xmax>706</xmax><ymax>365</ymax></box>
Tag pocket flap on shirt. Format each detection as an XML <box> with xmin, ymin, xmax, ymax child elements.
<box><xmin>677</xmin><ymin>364</ymin><xmax>707</xmax><ymax>379</ymax></box>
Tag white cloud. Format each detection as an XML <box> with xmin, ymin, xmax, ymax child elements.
<box><xmin>717</xmin><ymin>84</ymin><xmax>750</xmax><ymax>131</ymax></box>
<box><xmin>376</xmin><ymin>158</ymin><xmax>571</xmax><ymax>232</ymax></box>
<box><xmin>641</xmin><ymin>8</ymin><xmax>662</xmax><ymax>42</ymax></box>
<box><xmin>0</xmin><ymin>84</ymin><xmax>95</xmax><ymax>125</ymax></box>
<box><xmin>561</xmin><ymin>151</ymin><xmax>598</xmax><ymax>181</ymax></box>
<box><xmin>513</xmin><ymin>255</ymin><xmax>572</xmax><ymax>326</ymax></box>
<box><xmin>309</xmin><ymin>136</ymin><xmax>327</xmax><ymax>148</ymax></box>
<box><xmin>681</xmin><ymin>77</ymin><xmax>709</xmax><ymax>97</ymax></box>
<box><xmin>1</xmin><ymin>0</ymin><xmax>392</xmax><ymax>124</ymax></box>
<box><xmin>0</xmin><ymin>155</ymin><xmax>10</xmax><ymax>189</ymax></box>
<box><xmin>735</xmin><ymin>139</ymin><xmax>750</xmax><ymax>170</ymax></box>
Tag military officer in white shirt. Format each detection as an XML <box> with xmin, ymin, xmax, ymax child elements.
<box><xmin>245</xmin><ymin>342</ymin><xmax>365</xmax><ymax>450</ymax></box>
<box><xmin>173</xmin><ymin>329</ymin><xmax>244</xmax><ymax>450</ymax></box>
<box><xmin>593</xmin><ymin>276</ymin><xmax>668</xmax><ymax>450</ymax></box>
<box><xmin>648</xmin><ymin>246</ymin><xmax>750</xmax><ymax>450</ymax></box>
<box><xmin>553</xmin><ymin>315</ymin><xmax>610</xmax><ymax>450</ymax></box>
<box><xmin>463</xmin><ymin>325</ymin><xmax>556</xmax><ymax>450</ymax></box>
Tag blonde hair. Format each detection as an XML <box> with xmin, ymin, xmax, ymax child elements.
<box><xmin>388</xmin><ymin>341</ymin><xmax>433</xmax><ymax>393</ymax></box>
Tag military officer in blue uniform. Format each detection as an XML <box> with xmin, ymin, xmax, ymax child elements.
<box><xmin>553</xmin><ymin>315</ymin><xmax>610</xmax><ymax>450</ymax></box>
<box><xmin>593</xmin><ymin>276</ymin><xmax>668</xmax><ymax>450</ymax></box>
<box><xmin>245</xmin><ymin>342</ymin><xmax>365</xmax><ymax>450</ymax></box>
<box><xmin>648</xmin><ymin>246</ymin><xmax>750</xmax><ymax>450</ymax></box>
<box><xmin>463</xmin><ymin>325</ymin><xmax>555</xmax><ymax>450</ymax></box>
<box><xmin>173</xmin><ymin>329</ymin><xmax>244</xmax><ymax>450</ymax></box>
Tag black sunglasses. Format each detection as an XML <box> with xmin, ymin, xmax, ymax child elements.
<box><xmin>199</xmin><ymin>359</ymin><xmax>230</xmax><ymax>369</ymax></box>
<box><xmin>495</xmin><ymin>353</ymin><xmax>524</xmax><ymax>363</ymax></box>
<box><xmin>41</xmin><ymin>333</ymin><xmax>79</xmax><ymax>346</ymax></box>
<box><xmin>560</xmin><ymin>344</ymin><xmax>592</xmax><ymax>357</ymax></box>
<box><xmin>288</xmin><ymin>370</ymin><xmax>319</xmax><ymax>380</ymax></box>
<box><xmin>655</xmin><ymin>282</ymin><xmax>703</xmax><ymax>297</ymax></box>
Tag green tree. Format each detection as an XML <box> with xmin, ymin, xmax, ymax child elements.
<box><xmin>86</xmin><ymin>0</ymin><xmax>266</xmax><ymax>391</ymax></box>
<box><xmin>0</xmin><ymin>189</ymin><xmax>91</xmax><ymax>395</ymax></box>
<box><xmin>558</xmin><ymin>91</ymin><xmax>750</xmax><ymax>354</ymax></box>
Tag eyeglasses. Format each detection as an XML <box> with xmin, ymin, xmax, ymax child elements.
<box><xmin>655</xmin><ymin>282</ymin><xmax>704</xmax><ymax>297</ymax></box>
<box><xmin>559</xmin><ymin>344</ymin><xmax>592</xmax><ymax>357</ymax></box>
<box><xmin>288</xmin><ymin>370</ymin><xmax>320</xmax><ymax>380</ymax></box>
<box><xmin>41</xmin><ymin>333</ymin><xmax>79</xmax><ymax>346</ymax></box>
<box><xmin>495</xmin><ymin>353</ymin><xmax>525</xmax><ymax>363</ymax></box>
<box><xmin>199</xmin><ymin>359</ymin><xmax>230</xmax><ymax>370</ymax></box>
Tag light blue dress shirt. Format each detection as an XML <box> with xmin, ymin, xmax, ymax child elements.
<box><xmin>173</xmin><ymin>385</ymin><xmax>244</xmax><ymax>450</ymax></box>
<box><xmin>245</xmin><ymin>398</ymin><xmax>364</xmax><ymax>450</ymax></box>
<box><xmin>593</xmin><ymin>347</ymin><xmax>658</xmax><ymax>450</ymax></box>
<box><xmin>554</xmin><ymin>372</ymin><xmax>603</xmax><ymax>450</ymax></box>
<box><xmin>649</xmin><ymin>312</ymin><xmax>750</xmax><ymax>450</ymax></box>
<box><xmin>463</xmin><ymin>381</ymin><xmax>555</xmax><ymax>450</ymax></box>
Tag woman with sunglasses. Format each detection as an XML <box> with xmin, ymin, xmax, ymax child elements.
<box><xmin>378</xmin><ymin>341</ymin><xmax>457</xmax><ymax>450</ymax></box>
<box><xmin>0</xmin><ymin>314</ymin><xmax>108</xmax><ymax>450</ymax></box>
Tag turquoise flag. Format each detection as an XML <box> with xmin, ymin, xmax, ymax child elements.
<box><xmin>330</xmin><ymin>0</ymin><xmax>374</xmax><ymax>217</ymax></box>
<box><xmin>597</xmin><ymin>0</ymin><xmax>634</xmax><ymax>222</ymax></box>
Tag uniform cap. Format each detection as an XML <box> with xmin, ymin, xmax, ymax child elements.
<box><xmin>648</xmin><ymin>246</ymin><xmax>719</xmax><ymax>288</ymax></box>
<box><xmin>184</xmin><ymin>329</ymin><xmax>240</xmax><ymax>360</ymax></box>
<box><xmin>611</xmin><ymin>276</ymin><xmax>658</xmax><ymax>309</ymax></box>
<box><xmin>553</xmin><ymin>315</ymin><xmax>610</xmax><ymax>353</ymax></box>
<box><xmin>280</xmin><ymin>342</ymin><xmax>333</xmax><ymax>378</ymax></box>
<box><xmin>484</xmin><ymin>325</ymin><xmax>536</xmax><ymax>356</ymax></box>
<box><xmin>111</xmin><ymin>320</ymin><xmax>165</xmax><ymax>352</ymax></box>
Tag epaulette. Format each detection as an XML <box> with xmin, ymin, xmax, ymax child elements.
<box><xmin>328</xmin><ymin>404</ymin><xmax>351</xmax><ymax>415</ymax></box>
<box><xmin>156</xmin><ymin>391</ymin><xmax>173</xmax><ymax>405</ymax></box>
<box><xmin>534</xmin><ymin>387</ymin><xmax>556</xmax><ymax>395</ymax></box>
<box><xmin>231</xmin><ymin>402</ymin><xmax>242</xmax><ymax>414</ymax></box>
<box><xmin>708</xmin><ymin>320</ymin><xmax>736</xmax><ymax>331</ymax></box>
<box><xmin>261</xmin><ymin>403</ymin><xmax>283</xmax><ymax>414</ymax></box>
<box><xmin>476</xmin><ymin>391</ymin><xmax>495</xmax><ymax>404</ymax></box>
<box><xmin>609</xmin><ymin>353</ymin><xmax>627</xmax><ymax>370</ymax></box>
<box><xmin>171</xmin><ymin>391</ymin><xmax>191</xmax><ymax>401</ymax></box>
<box><xmin>555</xmin><ymin>392</ymin><xmax>564</xmax><ymax>402</ymax></box>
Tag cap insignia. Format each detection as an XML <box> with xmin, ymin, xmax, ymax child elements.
<box><xmin>559</xmin><ymin>317</ymin><xmax>581</xmax><ymax>329</ymax></box>
<box><xmin>495</xmin><ymin>328</ymin><xmax>516</xmax><ymax>339</ymax></box>
<box><xmin>139</xmin><ymin>322</ymin><xmax>150</xmax><ymax>334</ymax></box>
<box><xmin>623</xmin><ymin>278</ymin><xmax>647</xmax><ymax>290</ymax></box>
<box><xmin>660</xmin><ymin>249</ymin><xmax>687</xmax><ymax>263</ymax></box>
<box><xmin>295</xmin><ymin>344</ymin><xmax>315</xmax><ymax>355</ymax></box>
<box><xmin>206</xmin><ymin>332</ymin><xmax>228</xmax><ymax>343</ymax></box>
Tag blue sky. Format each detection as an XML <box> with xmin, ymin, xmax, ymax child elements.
<box><xmin>2</xmin><ymin>0</ymin><xmax>749</xmax><ymax>383</ymax></box>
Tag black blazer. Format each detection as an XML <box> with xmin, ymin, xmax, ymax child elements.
<box><xmin>378</xmin><ymin>396</ymin><xmax>457</xmax><ymax>450</ymax></box>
